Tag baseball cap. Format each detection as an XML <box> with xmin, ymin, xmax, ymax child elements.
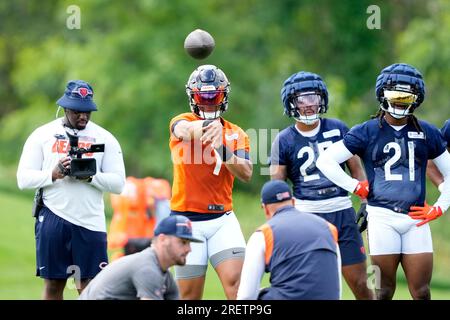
<box><xmin>261</xmin><ymin>180</ymin><xmax>293</xmax><ymax>205</ymax></box>
<box><xmin>56</xmin><ymin>80</ymin><xmax>98</xmax><ymax>112</ymax></box>
<box><xmin>154</xmin><ymin>216</ymin><xmax>203</xmax><ymax>243</ymax></box>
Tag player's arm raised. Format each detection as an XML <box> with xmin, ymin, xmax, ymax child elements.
<box><xmin>202</xmin><ymin>120</ymin><xmax>252</xmax><ymax>182</ymax></box>
<box><xmin>172</xmin><ymin>120</ymin><xmax>206</xmax><ymax>141</ymax></box>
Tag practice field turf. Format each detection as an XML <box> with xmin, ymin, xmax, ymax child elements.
<box><xmin>1</xmin><ymin>190</ymin><xmax>450</xmax><ymax>300</ymax></box>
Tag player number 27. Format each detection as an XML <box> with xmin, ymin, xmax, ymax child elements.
<box><xmin>383</xmin><ymin>141</ymin><xmax>415</xmax><ymax>181</ymax></box>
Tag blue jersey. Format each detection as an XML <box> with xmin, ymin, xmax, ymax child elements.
<box><xmin>442</xmin><ymin>120</ymin><xmax>450</xmax><ymax>144</ymax></box>
<box><xmin>270</xmin><ymin>118</ymin><xmax>349</xmax><ymax>200</ymax></box>
<box><xmin>344</xmin><ymin>118</ymin><xmax>446</xmax><ymax>213</ymax></box>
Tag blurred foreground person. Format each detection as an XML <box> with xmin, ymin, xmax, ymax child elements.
<box><xmin>237</xmin><ymin>180</ymin><xmax>341</xmax><ymax>300</ymax></box>
<box><xmin>79</xmin><ymin>215</ymin><xmax>202</xmax><ymax>300</ymax></box>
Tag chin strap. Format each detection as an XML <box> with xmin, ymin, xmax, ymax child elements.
<box><xmin>381</xmin><ymin>100</ymin><xmax>414</xmax><ymax>119</ymax></box>
<box><xmin>295</xmin><ymin>117</ymin><xmax>320</xmax><ymax>125</ymax></box>
<box><xmin>63</xmin><ymin>110</ymin><xmax>79</xmax><ymax>135</ymax></box>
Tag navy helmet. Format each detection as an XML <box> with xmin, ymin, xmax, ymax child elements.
<box><xmin>56</xmin><ymin>80</ymin><xmax>97</xmax><ymax>112</ymax></box>
<box><xmin>281</xmin><ymin>71</ymin><xmax>328</xmax><ymax>124</ymax></box>
<box><xmin>375</xmin><ymin>63</ymin><xmax>425</xmax><ymax>118</ymax></box>
<box><xmin>186</xmin><ymin>65</ymin><xmax>230</xmax><ymax>120</ymax></box>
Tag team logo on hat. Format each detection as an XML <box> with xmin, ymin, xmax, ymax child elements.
<box><xmin>72</xmin><ymin>87</ymin><xmax>92</xmax><ymax>98</ymax></box>
<box><xmin>276</xmin><ymin>191</ymin><xmax>291</xmax><ymax>201</ymax></box>
<box><xmin>177</xmin><ymin>220</ymin><xmax>193</xmax><ymax>231</ymax></box>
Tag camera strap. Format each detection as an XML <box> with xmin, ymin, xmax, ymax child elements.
<box><xmin>32</xmin><ymin>188</ymin><xmax>45</xmax><ymax>218</ymax></box>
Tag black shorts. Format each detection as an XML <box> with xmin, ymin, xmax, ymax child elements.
<box><xmin>315</xmin><ymin>207</ymin><xmax>366</xmax><ymax>266</ymax></box>
<box><xmin>35</xmin><ymin>207</ymin><xmax>108</xmax><ymax>279</ymax></box>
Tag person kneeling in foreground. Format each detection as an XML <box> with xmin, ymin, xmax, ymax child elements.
<box><xmin>79</xmin><ymin>215</ymin><xmax>202</xmax><ymax>300</ymax></box>
<box><xmin>237</xmin><ymin>180</ymin><xmax>341</xmax><ymax>300</ymax></box>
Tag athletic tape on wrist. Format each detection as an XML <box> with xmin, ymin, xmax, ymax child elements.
<box><xmin>215</xmin><ymin>145</ymin><xmax>233</xmax><ymax>162</ymax></box>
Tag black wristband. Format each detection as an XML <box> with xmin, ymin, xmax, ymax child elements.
<box><xmin>215</xmin><ymin>145</ymin><xmax>234</xmax><ymax>162</ymax></box>
<box><xmin>202</xmin><ymin>120</ymin><xmax>214</xmax><ymax>128</ymax></box>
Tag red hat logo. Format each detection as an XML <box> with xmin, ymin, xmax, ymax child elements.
<box><xmin>177</xmin><ymin>220</ymin><xmax>193</xmax><ymax>231</ymax></box>
<box><xmin>79</xmin><ymin>87</ymin><xmax>89</xmax><ymax>98</ymax></box>
<box><xmin>71</xmin><ymin>87</ymin><xmax>92</xmax><ymax>98</ymax></box>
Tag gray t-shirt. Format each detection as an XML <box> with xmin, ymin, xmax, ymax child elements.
<box><xmin>79</xmin><ymin>247</ymin><xmax>179</xmax><ymax>300</ymax></box>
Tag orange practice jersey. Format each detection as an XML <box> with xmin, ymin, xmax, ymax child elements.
<box><xmin>169</xmin><ymin>113</ymin><xmax>250</xmax><ymax>214</ymax></box>
<box><xmin>108</xmin><ymin>177</ymin><xmax>171</xmax><ymax>249</ymax></box>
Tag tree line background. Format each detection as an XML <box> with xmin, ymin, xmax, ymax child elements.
<box><xmin>1</xmin><ymin>0</ymin><xmax>450</xmax><ymax>191</ymax></box>
<box><xmin>2</xmin><ymin>0</ymin><xmax>450</xmax><ymax>299</ymax></box>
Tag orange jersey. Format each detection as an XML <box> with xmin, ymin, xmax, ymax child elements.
<box><xmin>108</xmin><ymin>176</ymin><xmax>172</xmax><ymax>249</ymax></box>
<box><xmin>169</xmin><ymin>113</ymin><xmax>250</xmax><ymax>213</ymax></box>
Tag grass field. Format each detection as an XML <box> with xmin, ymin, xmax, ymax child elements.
<box><xmin>1</xmin><ymin>185</ymin><xmax>450</xmax><ymax>300</ymax></box>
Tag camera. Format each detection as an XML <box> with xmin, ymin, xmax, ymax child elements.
<box><xmin>66</xmin><ymin>131</ymin><xmax>105</xmax><ymax>179</ymax></box>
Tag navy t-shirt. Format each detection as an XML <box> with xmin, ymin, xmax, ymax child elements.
<box><xmin>344</xmin><ymin>118</ymin><xmax>446</xmax><ymax>213</ymax></box>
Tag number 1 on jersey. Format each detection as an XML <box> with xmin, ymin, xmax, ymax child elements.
<box><xmin>383</xmin><ymin>141</ymin><xmax>415</xmax><ymax>181</ymax></box>
<box><xmin>213</xmin><ymin>149</ymin><xmax>222</xmax><ymax>176</ymax></box>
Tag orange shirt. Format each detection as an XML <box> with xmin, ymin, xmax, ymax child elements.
<box><xmin>169</xmin><ymin>113</ymin><xmax>250</xmax><ymax>213</ymax></box>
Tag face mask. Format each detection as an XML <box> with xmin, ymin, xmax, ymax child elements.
<box><xmin>389</xmin><ymin>112</ymin><xmax>407</xmax><ymax>119</ymax></box>
<box><xmin>290</xmin><ymin>93</ymin><xmax>322</xmax><ymax>125</ymax></box>
<box><xmin>294</xmin><ymin>117</ymin><xmax>320</xmax><ymax>125</ymax></box>
<box><xmin>382</xmin><ymin>89</ymin><xmax>417</xmax><ymax>119</ymax></box>
<box><xmin>199</xmin><ymin>110</ymin><xmax>220</xmax><ymax>120</ymax></box>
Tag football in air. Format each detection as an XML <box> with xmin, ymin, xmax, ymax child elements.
<box><xmin>184</xmin><ymin>29</ymin><xmax>215</xmax><ymax>59</ymax></box>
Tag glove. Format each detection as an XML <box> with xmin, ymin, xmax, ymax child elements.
<box><xmin>355</xmin><ymin>203</ymin><xmax>368</xmax><ymax>233</ymax></box>
<box><xmin>408</xmin><ymin>201</ymin><xmax>443</xmax><ymax>227</ymax></box>
<box><xmin>354</xmin><ymin>180</ymin><xmax>369</xmax><ymax>199</ymax></box>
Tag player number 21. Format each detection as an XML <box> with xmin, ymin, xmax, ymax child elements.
<box><xmin>383</xmin><ymin>141</ymin><xmax>415</xmax><ymax>181</ymax></box>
